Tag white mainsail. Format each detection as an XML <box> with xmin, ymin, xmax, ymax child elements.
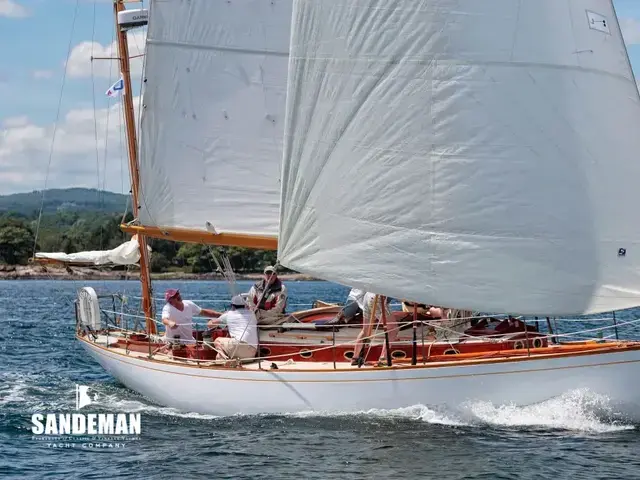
<box><xmin>278</xmin><ymin>0</ymin><xmax>640</xmax><ymax>315</ymax></box>
<box><xmin>36</xmin><ymin>236</ymin><xmax>145</xmax><ymax>266</ymax></box>
<box><xmin>138</xmin><ymin>0</ymin><xmax>292</xmax><ymax>237</ymax></box>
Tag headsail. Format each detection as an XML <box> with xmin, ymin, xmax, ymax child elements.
<box><xmin>137</xmin><ymin>0</ymin><xmax>292</xmax><ymax>246</ymax></box>
<box><xmin>278</xmin><ymin>0</ymin><xmax>640</xmax><ymax>315</ymax></box>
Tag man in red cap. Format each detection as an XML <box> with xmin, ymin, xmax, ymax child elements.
<box><xmin>161</xmin><ymin>289</ymin><xmax>221</xmax><ymax>343</ymax></box>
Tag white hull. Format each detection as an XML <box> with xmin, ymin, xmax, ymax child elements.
<box><xmin>80</xmin><ymin>337</ymin><xmax>640</xmax><ymax>416</ymax></box>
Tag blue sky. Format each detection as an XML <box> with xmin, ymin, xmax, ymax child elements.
<box><xmin>0</xmin><ymin>0</ymin><xmax>639</xmax><ymax>194</ymax></box>
<box><xmin>0</xmin><ymin>0</ymin><xmax>137</xmax><ymax>123</ymax></box>
<box><xmin>0</xmin><ymin>0</ymin><xmax>145</xmax><ymax>194</ymax></box>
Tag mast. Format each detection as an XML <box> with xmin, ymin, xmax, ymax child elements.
<box><xmin>114</xmin><ymin>0</ymin><xmax>155</xmax><ymax>334</ymax></box>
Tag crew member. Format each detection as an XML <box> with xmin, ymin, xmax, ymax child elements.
<box><xmin>351</xmin><ymin>292</ymin><xmax>394</xmax><ymax>365</ymax></box>
<box><xmin>246</xmin><ymin>266</ymin><xmax>288</xmax><ymax>324</ymax></box>
<box><xmin>328</xmin><ymin>287</ymin><xmax>365</xmax><ymax>325</ymax></box>
<box><xmin>208</xmin><ymin>295</ymin><xmax>258</xmax><ymax>361</ymax></box>
<box><xmin>162</xmin><ymin>289</ymin><xmax>221</xmax><ymax>343</ymax></box>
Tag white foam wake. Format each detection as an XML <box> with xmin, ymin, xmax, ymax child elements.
<box><xmin>0</xmin><ymin>373</ymin><xmax>49</xmax><ymax>407</ymax></box>
<box><xmin>462</xmin><ymin>389</ymin><xmax>634</xmax><ymax>433</ymax></box>
<box><xmin>0</xmin><ymin>378</ymin><xmax>28</xmax><ymax>406</ymax></box>
<box><xmin>277</xmin><ymin>389</ymin><xmax>634</xmax><ymax>433</ymax></box>
<box><xmin>282</xmin><ymin>405</ymin><xmax>467</xmax><ymax>426</ymax></box>
<box><xmin>90</xmin><ymin>391</ymin><xmax>220</xmax><ymax>420</ymax></box>
<box><xmin>72</xmin><ymin>384</ymin><xmax>636</xmax><ymax>433</ymax></box>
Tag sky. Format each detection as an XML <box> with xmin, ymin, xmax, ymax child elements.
<box><xmin>0</xmin><ymin>0</ymin><xmax>639</xmax><ymax>195</ymax></box>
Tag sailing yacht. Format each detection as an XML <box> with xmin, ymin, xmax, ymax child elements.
<box><xmin>67</xmin><ymin>0</ymin><xmax>640</xmax><ymax>416</ymax></box>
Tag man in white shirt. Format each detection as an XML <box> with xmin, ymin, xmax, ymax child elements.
<box><xmin>208</xmin><ymin>295</ymin><xmax>258</xmax><ymax>361</ymax></box>
<box><xmin>162</xmin><ymin>289</ymin><xmax>221</xmax><ymax>343</ymax></box>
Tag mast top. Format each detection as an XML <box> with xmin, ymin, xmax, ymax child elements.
<box><xmin>117</xmin><ymin>8</ymin><xmax>148</xmax><ymax>31</ymax></box>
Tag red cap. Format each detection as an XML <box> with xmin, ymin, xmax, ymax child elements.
<box><xmin>164</xmin><ymin>289</ymin><xmax>180</xmax><ymax>302</ymax></box>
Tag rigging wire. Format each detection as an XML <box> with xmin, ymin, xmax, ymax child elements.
<box><xmin>119</xmin><ymin>101</ymin><xmax>125</xmax><ymax>197</ymax></box>
<box><xmin>128</xmin><ymin>11</ymin><xmax>147</xmax><ymax>136</ymax></box>
<box><xmin>33</xmin><ymin>0</ymin><xmax>104</xmax><ymax>314</ymax></box>
<box><xmin>90</xmin><ymin>0</ymin><xmax>101</xmax><ymax>210</ymax></box>
<box><xmin>102</xmin><ymin>17</ymin><xmax>116</xmax><ymax>200</ymax></box>
<box><xmin>90</xmin><ymin>0</ymin><xmax>107</xmax><ymax>253</ymax></box>
<box><xmin>32</xmin><ymin>0</ymin><xmax>82</xmax><ymax>258</ymax></box>
<box><xmin>100</xmin><ymin>22</ymin><xmax>116</xmax><ymax>216</ymax></box>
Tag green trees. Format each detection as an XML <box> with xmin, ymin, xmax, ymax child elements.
<box><xmin>0</xmin><ymin>217</ymin><xmax>36</xmax><ymax>264</ymax></box>
<box><xmin>175</xmin><ymin>244</ymin><xmax>211</xmax><ymax>273</ymax></box>
<box><xmin>0</xmin><ymin>211</ymin><xmax>279</xmax><ymax>273</ymax></box>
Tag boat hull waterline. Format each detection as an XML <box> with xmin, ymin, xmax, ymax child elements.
<box><xmin>79</xmin><ymin>337</ymin><xmax>640</xmax><ymax>417</ymax></box>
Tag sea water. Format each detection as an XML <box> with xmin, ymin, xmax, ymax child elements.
<box><xmin>1</xmin><ymin>280</ymin><xmax>639</xmax><ymax>479</ymax></box>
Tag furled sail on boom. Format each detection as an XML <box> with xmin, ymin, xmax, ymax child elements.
<box><xmin>278</xmin><ymin>0</ymin><xmax>640</xmax><ymax>315</ymax></box>
<box><xmin>36</xmin><ymin>236</ymin><xmax>146</xmax><ymax>266</ymax></box>
<box><xmin>135</xmin><ymin>0</ymin><xmax>292</xmax><ymax>246</ymax></box>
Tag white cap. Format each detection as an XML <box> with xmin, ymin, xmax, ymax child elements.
<box><xmin>231</xmin><ymin>295</ymin><xmax>246</xmax><ymax>307</ymax></box>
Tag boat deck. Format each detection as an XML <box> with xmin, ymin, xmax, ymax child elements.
<box><xmin>90</xmin><ymin>333</ymin><xmax>640</xmax><ymax>372</ymax></box>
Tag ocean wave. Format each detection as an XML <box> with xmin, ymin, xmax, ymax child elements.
<box><xmin>262</xmin><ymin>389</ymin><xmax>635</xmax><ymax>433</ymax></box>
<box><xmin>0</xmin><ymin>378</ymin><xmax>29</xmax><ymax>406</ymax></box>
<box><xmin>16</xmin><ymin>376</ymin><xmax>633</xmax><ymax>434</ymax></box>
<box><xmin>281</xmin><ymin>405</ymin><xmax>468</xmax><ymax>426</ymax></box>
<box><xmin>462</xmin><ymin>388</ymin><xmax>634</xmax><ymax>433</ymax></box>
<box><xmin>0</xmin><ymin>373</ymin><xmax>52</xmax><ymax>407</ymax></box>
<box><xmin>88</xmin><ymin>391</ymin><xmax>220</xmax><ymax>420</ymax></box>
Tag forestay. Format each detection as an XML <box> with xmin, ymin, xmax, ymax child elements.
<box><xmin>138</xmin><ymin>0</ymin><xmax>292</xmax><ymax>238</ymax></box>
<box><xmin>278</xmin><ymin>0</ymin><xmax>640</xmax><ymax>315</ymax></box>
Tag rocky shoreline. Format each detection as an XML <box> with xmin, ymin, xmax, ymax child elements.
<box><xmin>0</xmin><ymin>265</ymin><xmax>318</xmax><ymax>281</ymax></box>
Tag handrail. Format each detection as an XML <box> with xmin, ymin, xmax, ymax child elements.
<box><xmin>84</xmin><ymin>294</ymin><xmax>639</xmax><ymax>368</ymax></box>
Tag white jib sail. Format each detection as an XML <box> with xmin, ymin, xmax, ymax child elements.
<box><xmin>138</xmin><ymin>0</ymin><xmax>292</xmax><ymax>237</ymax></box>
<box><xmin>36</xmin><ymin>236</ymin><xmax>144</xmax><ymax>266</ymax></box>
<box><xmin>278</xmin><ymin>0</ymin><xmax>640</xmax><ymax>315</ymax></box>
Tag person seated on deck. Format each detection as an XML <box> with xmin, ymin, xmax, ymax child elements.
<box><xmin>403</xmin><ymin>303</ymin><xmax>472</xmax><ymax>340</ymax></box>
<box><xmin>162</xmin><ymin>289</ymin><xmax>221</xmax><ymax>344</ymax></box>
<box><xmin>352</xmin><ymin>292</ymin><xmax>394</xmax><ymax>366</ymax></box>
<box><xmin>207</xmin><ymin>295</ymin><xmax>258</xmax><ymax>361</ymax></box>
<box><xmin>246</xmin><ymin>265</ymin><xmax>288</xmax><ymax>324</ymax></box>
<box><xmin>401</xmin><ymin>300</ymin><xmax>448</xmax><ymax>319</ymax></box>
<box><xmin>327</xmin><ymin>287</ymin><xmax>365</xmax><ymax>325</ymax></box>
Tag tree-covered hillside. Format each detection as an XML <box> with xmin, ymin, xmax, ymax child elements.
<box><xmin>0</xmin><ymin>189</ymin><xmax>277</xmax><ymax>273</ymax></box>
<box><xmin>0</xmin><ymin>188</ymin><xmax>127</xmax><ymax>216</ymax></box>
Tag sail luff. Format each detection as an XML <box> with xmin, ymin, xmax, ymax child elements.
<box><xmin>278</xmin><ymin>0</ymin><xmax>640</xmax><ymax>315</ymax></box>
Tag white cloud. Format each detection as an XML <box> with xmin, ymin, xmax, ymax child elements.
<box><xmin>621</xmin><ymin>17</ymin><xmax>640</xmax><ymax>46</ymax></box>
<box><xmin>67</xmin><ymin>30</ymin><xmax>146</xmax><ymax>79</ymax></box>
<box><xmin>0</xmin><ymin>100</ymin><xmax>138</xmax><ymax>194</ymax></box>
<box><xmin>2</xmin><ymin>116</ymin><xmax>29</xmax><ymax>128</ymax></box>
<box><xmin>0</xmin><ymin>0</ymin><xmax>29</xmax><ymax>18</ymax></box>
<box><xmin>32</xmin><ymin>70</ymin><xmax>54</xmax><ymax>80</ymax></box>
